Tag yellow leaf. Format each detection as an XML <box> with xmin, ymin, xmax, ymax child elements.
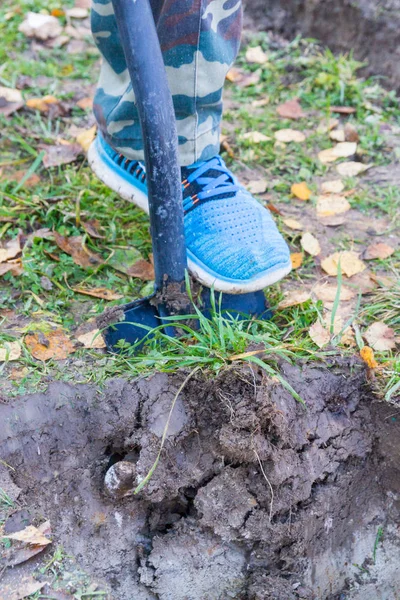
<box><xmin>76</xmin><ymin>329</ymin><xmax>106</xmax><ymax>349</ymax></box>
<box><xmin>309</xmin><ymin>321</ymin><xmax>330</xmax><ymax>348</ymax></box>
<box><xmin>290</xmin><ymin>252</ymin><xmax>303</xmax><ymax>269</ymax></box>
<box><xmin>300</xmin><ymin>232</ymin><xmax>321</xmax><ymax>256</ymax></box>
<box><xmin>321</xmin><ymin>251</ymin><xmax>366</xmax><ymax>278</ymax></box>
<box><xmin>277</xmin><ymin>290</ymin><xmax>311</xmax><ymax>309</ymax></box>
<box><xmin>283</xmin><ymin>218</ymin><xmax>303</xmax><ymax>230</ymax></box>
<box><xmin>26</xmin><ymin>95</ymin><xmax>59</xmax><ymax>112</ymax></box>
<box><xmin>4</xmin><ymin>524</ymin><xmax>51</xmax><ymax>546</ymax></box>
<box><xmin>318</xmin><ymin>148</ymin><xmax>338</xmax><ymax>164</ymax></box>
<box><xmin>316</xmin><ymin>194</ymin><xmax>351</xmax><ymax>217</ymax></box>
<box><xmin>76</xmin><ymin>125</ymin><xmax>97</xmax><ymax>152</ymax></box>
<box><xmin>274</xmin><ymin>129</ymin><xmax>305</xmax><ymax>143</ymax></box>
<box><xmin>360</xmin><ymin>346</ymin><xmax>378</xmax><ymax>369</ymax></box>
<box><xmin>245</xmin><ymin>45</ymin><xmax>268</xmax><ymax>64</ymax></box>
<box><xmin>329</xmin><ymin>129</ymin><xmax>345</xmax><ymax>142</ymax></box>
<box><xmin>291</xmin><ymin>182</ymin><xmax>311</xmax><ymax>201</ymax></box>
<box><xmin>320</xmin><ymin>179</ymin><xmax>344</xmax><ymax>194</ymax></box>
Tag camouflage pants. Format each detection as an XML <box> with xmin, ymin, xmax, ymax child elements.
<box><xmin>91</xmin><ymin>0</ymin><xmax>242</xmax><ymax>166</ymax></box>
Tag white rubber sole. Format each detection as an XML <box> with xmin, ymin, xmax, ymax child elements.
<box><xmin>88</xmin><ymin>140</ymin><xmax>292</xmax><ymax>294</ymax></box>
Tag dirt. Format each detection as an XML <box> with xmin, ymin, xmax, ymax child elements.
<box><xmin>1</xmin><ymin>360</ymin><xmax>400</xmax><ymax>599</ymax></box>
<box><xmin>242</xmin><ymin>0</ymin><xmax>400</xmax><ymax>91</ymax></box>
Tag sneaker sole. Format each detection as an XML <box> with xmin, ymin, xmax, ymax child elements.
<box><xmin>88</xmin><ymin>139</ymin><xmax>292</xmax><ymax>294</ymax></box>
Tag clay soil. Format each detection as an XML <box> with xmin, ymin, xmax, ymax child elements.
<box><xmin>1</xmin><ymin>360</ymin><xmax>400</xmax><ymax>599</ymax></box>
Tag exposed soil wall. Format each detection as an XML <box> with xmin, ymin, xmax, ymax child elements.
<box><xmin>1</xmin><ymin>360</ymin><xmax>400</xmax><ymax>599</ymax></box>
<box><xmin>243</xmin><ymin>0</ymin><xmax>400</xmax><ymax>90</ymax></box>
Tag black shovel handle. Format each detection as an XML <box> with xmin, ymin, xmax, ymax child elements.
<box><xmin>111</xmin><ymin>0</ymin><xmax>187</xmax><ymax>291</ymax></box>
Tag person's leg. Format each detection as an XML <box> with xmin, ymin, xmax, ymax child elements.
<box><xmin>90</xmin><ymin>0</ymin><xmax>242</xmax><ymax>165</ymax></box>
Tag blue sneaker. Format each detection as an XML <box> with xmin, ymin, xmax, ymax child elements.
<box><xmin>88</xmin><ymin>134</ymin><xmax>291</xmax><ymax>293</ymax></box>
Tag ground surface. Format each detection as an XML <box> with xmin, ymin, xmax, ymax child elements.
<box><xmin>0</xmin><ymin>1</ymin><xmax>399</xmax><ymax>599</ymax></box>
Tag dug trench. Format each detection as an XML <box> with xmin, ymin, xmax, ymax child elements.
<box><xmin>1</xmin><ymin>359</ymin><xmax>400</xmax><ymax>599</ymax></box>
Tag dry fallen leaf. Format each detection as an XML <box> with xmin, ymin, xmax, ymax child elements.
<box><xmin>25</xmin><ymin>329</ymin><xmax>75</xmax><ymax>361</ymax></box>
<box><xmin>362</xmin><ymin>242</ymin><xmax>395</xmax><ymax>260</ymax></box>
<box><xmin>76</xmin><ymin>96</ymin><xmax>93</xmax><ymax>110</ymax></box>
<box><xmin>290</xmin><ymin>252</ymin><xmax>303</xmax><ymax>269</ymax></box>
<box><xmin>245</xmin><ymin>45</ymin><xmax>268</xmax><ymax>64</ymax></box>
<box><xmin>76</xmin><ymin>329</ymin><xmax>106</xmax><ymax>349</ymax></box>
<box><xmin>1</xmin><ymin>521</ymin><xmax>51</xmax><ymax>568</ymax></box>
<box><xmin>18</xmin><ymin>12</ymin><xmax>62</xmax><ymax>40</ymax></box>
<box><xmin>331</xmin><ymin>142</ymin><xmax>357</xmax><ymax>158</ymax></box>
<box><xmin>43</xmin><ymin>143</ymin><xmax>82</xmax><ymax>168</ymax></box>
<box><xmin>2</xmin><ymin>574</ymin><xmax>45</xmax><ymax>600</ymax></box>
<box><xmin>0</xmin><ymin>237</ymin><xmax>21</xmax><ymax>262</ymax></box>
<box><xmin>330</xmin><ymin>106</ymin><xmax>356</xmax><ymax>115</ymax></box>
<box><xmin>53</xmin><ymin>232</ymin><xmax>103</xmax><ymax>268</ymax></box>
<box><xmin>0</xmin><ymin>86</ymin><xmax>24</xmax><ymax>116</ymax></box>
<box><xmin>252</xmin><ymin>97</ymin><xmax>270</xmax><ymax>107</ymax></box>
<box><xmin>317</xmin><ymin>214</ymin><xmax>346</xmax><ymax>227</ymax></box>
<box><xmin>364</xmin><ymin>321</ymin><xmax>396</xmax><ymax>351</ymax></box>
<box><xmin>0</xmin><ymin>341</ymin><xmax>21</xmax><ymax>362</ymax></box>
<box><xmin>300</xmin><ymin>232</ymin><xmax>321</xmax><ymax>256</ymax></box>
<box><xmin>13</xmin><ymin>170</ymin><xmax>40</xmax><ymax>188</ymax></box>
<box><xmin>343</xmin><ymin>270</ymin><xmax>376</xmax><ymax>295</ymax></box>
<box><xmin>344</xmin><ymin>123</ymin><xmax>359</xmax><ymax>143</ymax></box>
<box><xmin>126</xmin><ymin>259</ymin><xmax>155</xmax><ymax>280</ymax></box>
<box><xmin>277</xmin><ymin>290</ymin><xmax>311</xmax><ymax>309</ymax></box>
<box><xmin>291</xmin><ymin>181</ymin><xmax>311</xmax><ymax>201</ymax></box>
<box><xmin>242</xmin><ymin>131</ymin><xmax>271</xmax><ymax>143</ymax></box>
<box><xmin>309</xmin><ymin>321</ymin><xmax>330</xmax><ymax>348</ymax></box>
<box><xmin>316</xmin><ymin>194</ymin><xmax>351</xmax><ymax>217</ymax></box>
<box><xmin>336</xmin><ymin>161</ymin><xmax>370</xmax><ymax>177</ymax></box>
<box><xmin>321</xmin><ymin>251</ymin><xmax>366</xmax><ymax>278</ymax></box>
<box><xmin>4</xmin><ymin>524</ymin><xmax>52</xmax><ymax>546</ymax></box>
<box><xmin>360</xmin><ymin>346</ymin><xmax>378</xmax><ymax>368</ymax></box>
<box><xmin>274</xmin><ymin>129</ymin><xmax>306</xmax><ymax>143</ymax></box>
<box><xmin>283</xmin><ymin>218</ymin><xmax>303</xmax><ymax>230</ymax></box>
<box><xmin>340</xmin><ymin>326</ymin><xmax>356</xmax><ymax>347</ymax></box>
<box><xmin>81</xmin><ymin>219</ymin><xmax>104</xmax><ymax>239</ymax></box>
<box><xmin>313</xmin><ymin>283</ymin><xmax>356</xmax><ymax>303</ymax></box>
<box><xmin>26</xmin><ymin>95</ymin><xmax>59</xmax><ymax>112</ymax></box>
<box><xmin>66</xmin><ymin>7</ymin><xmax>89</xmax><ymax>18</ymax></box>
<box><xmin>247</xmin><ymin>179</ymin><xmax>268</xmax><ymax>194</ymax></box>
<box><xmin>226</xmin><ymin>67</ymin><xmax>242</xmax><ymax>82</ymax></box>
<box><xmin>320</xmin><ymin>179</ymin><xmax>344</xmax><ymax>194</ymax></box>
<box><xmin>0</xmin><ymin>259</ymin><xmax>23</xmax><ymax>277</ymax></box>
<box><xmin>72</xmin><ymin>287</ymin><xmax>123</xmax><ymax>300</ymax></box>
<box><xmin>329</xmin><ymin>129</ymin><xmax>345</xmax><ymax>142</ymax></box>
<box><xmin>276</xmin><ymin>99</ymin><xmax>305</xmax><ymax>120</ymax></box>
<box><xmin>76</xmin><ymin>125</ymin><xmax>97</xmax><ymax>152</ymax></box>
<box><xmin>318</xmin><ymin>148</ymin><xmax>338</xmax><ymax>164</ymax></box>
<box><xmin>317</xmin><ymin>118</ymin><xmax>339</xmax><ymax>134</ymax></box>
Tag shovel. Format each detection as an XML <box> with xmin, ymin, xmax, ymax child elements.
<box><xmin>104</xmin><ymin>0</ymin><xmax>270</xmax><ymax>350</ymax></box>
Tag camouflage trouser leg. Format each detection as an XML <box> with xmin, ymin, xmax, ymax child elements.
<box><xmin>91</xmin><ymin>0</ymin><xmax>242</xmax><ymax>166</ymax></box>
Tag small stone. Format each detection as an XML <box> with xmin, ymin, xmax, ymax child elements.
<box><xmin>104</xmin><ymin>461</ymin><xmax>137</xmax><ymax>498</ymax></box>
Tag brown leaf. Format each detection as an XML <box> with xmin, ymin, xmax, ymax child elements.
<box><xmin>309</xmin><ymin>321</ymin><xmax>330</xmax><ymax>348</ymax></box>
<box><xmin>291</xmin><ymin>181</ymin><xmax>311</xmax><ymax>201</ymax></box>
<box><xmin>25</xmin><ymin>329</ymin><xmax>75</xmax><ymax>361</ymax></box>
<box><xmin>81</xmin><ymin>219</ymin><xmax>104</xmax><ymax>239</ymax></box>
<box><xmin>321</xmin><ymin>251</ymin><xmax>366</xmax><ymax>278</ymax></box>
<box><xmin>330</xmin><ymin>106</ymin><xmax>356</xmax><ymax>115</ymax></box>
<box><xmin>12</xmin><ymin>170</ymin><xmax>40</xmax><ymax>187</ymax></box>
<box><xmin>364</xmin><ymin>321</ymin><xmax>396</xmax><ymax>351</ymax></box>
<box><xmin>76</xmin><ymin>125</ymin><xmax>97</xmax><ymax>152</ymax></box>
<box><xmin>316</xmin><ymin>194</ymin><xmax>351</xmax><ymax>217</ymax></box>
<box><xmin>344</xmin><ymin>270</ymin><xmax>376</xmax><ymax>295</ymax></box>
<box><xmin>265</xmin><ymin>202</ymin><xmax>282</xmax><ymax>215</ymax></box>
<box><xmin>72</xmin><ymin>287</ymin><xmax>123</xmax><ymax>300</ymax></box>
<box><xmin>226</xmin><ymin>67</ymin><xmax>242</xmax><ymax>83</ymax></box>
<box><xmin>336</xmin><ymin>161</ymin><xmax>370</xmax><ymax>177</ymax></box>
<box><xmin>18</xmin><ymin>12</ymin><xmax>62</xmax><ymax>40</ymax></box>
<box><xmin>1</xmin><ymin>574</ymin><xmax>45</xmax><ymax>600</ymax></box>
<box><xmin>126</xmin><ymin>259</ymin><xmax>155</xmax><ymax>280</ymax></box>
<box><xmin>313</xmin><ymin>283</ymin><xmax>356</xmax><ymax>303</ymax></box>
<box><xmin>4</xmin><ymin>524</ymin><xmax>51</xmax><ymax>546</ymax></box>
<box><xmin>290</xmin><ymin>252</ymin><xmax>303</xmax><ymax>269</ymax></box>
<box><xmin>277</xmin><ymin>290</ymin><xmax>311</xmax><ymax>309</ymax></box>
<box><xmin>274</xmin><ymin>129</ymin><xmax>305</xmax><ymax>143</ymax></box>
<box><xmin>0</xmin><ymin>259</ymin><xmax>23</xmax><ymax>276</ymax></box>
<box><xmin>0</xmin><ymin>341</ymin><xmax>21</xmax><ymax>362</ymax></box>
<box><xmin>360</xmin><ymin>346</ymin><xmax>378</xmax><ymax>368</ymax></box>
<box><xmin>300</xmin><ymin>232</ymin><xmax>321</xmax><ymax>256</ymax></box>
<box><xmin>0</xmin><ymin>86</ymin><xmax>23</xmax><ymax>116</ymax></box>
<box><xmin>276</xmin><ymin>99</ymin><xmax>305</xmax><ymax>120</ymax></box>
<box><xmin>344</xmin><ymin>123</ymin><xmax>359</xmax><ymax>142</ymax></box>
<box><xmin>43</xmin><ymin>143</ymin><xmax>82</xmax><ymax>168</ymax></box>
<box><xmin>76</xmin><ymin>329</ymin><xmax>106</xmax><ymax>349</ymax></box>
<box><xmin>362</xmin><ymin>242</ymin><xmax>395</xmax><ymax>260</ymax></box>
<box><xmin>76</xmin><ymin>96</ymin><xmax>93</xmax><ymax>110</ymax></box>
<box><xmin>320</xmin><ymin>179</ymin><xmax>344</xmax><ymax>194</ymax></box>
<box><xmin>220</xmin><ymin>136</ymin><xmax>235</xmax><ymax>158</ymax></box>
<box><xmin>53</xmin><ymin>232</ymin><xmax>103</xmax><ymax>268</ymax></box>
<box><xmin>283</xmin><ymin>218</ymin><xmax>303</xmax><ymax>231</ymax></box>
